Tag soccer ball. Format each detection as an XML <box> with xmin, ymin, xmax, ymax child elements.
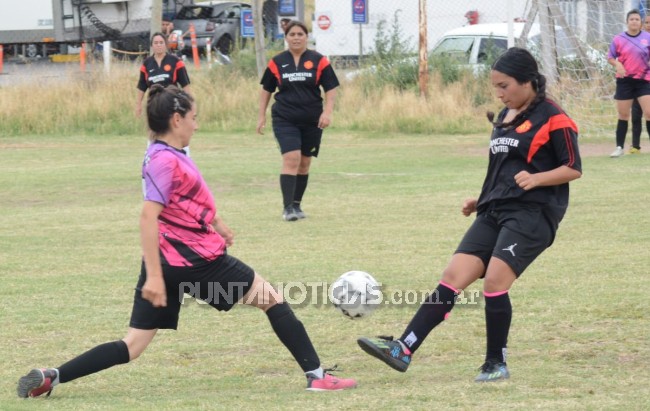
<box><xmin>330</xmin><ymin>270</ymin><xmax>381</xmax><ymax>319</ymax></box>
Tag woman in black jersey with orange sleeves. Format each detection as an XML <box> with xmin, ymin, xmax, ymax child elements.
<box><xmin>135</xmin><ymin>32</ymin><xmax>191</xmax><ymax>118</ymax></box>
<box><xmin>358</xmin><ymin>48</ymin><xmax>582</xmax><ymax>383</ymax></box>
<box><xmin>256</xmin><ymin>20</ymin><xmax>340</xmax><ymax>222</ymax></box>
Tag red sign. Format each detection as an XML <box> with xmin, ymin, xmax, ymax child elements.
<box><xmin>317</xmin><ymin>15</ymin><xmax>331</xmax><ymax>30</ymax></box>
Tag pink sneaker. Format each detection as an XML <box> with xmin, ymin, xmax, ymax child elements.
<box><xmin>306</xmin><ymin>369</ymin><xmax>357</xmax><ymax>391</ymax></box>
<box><xmin>17</xmin><ymin>368</ymin><xmax>57</xmax><ymax>398</ymax></box>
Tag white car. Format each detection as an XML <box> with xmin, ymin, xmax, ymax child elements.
<box><xmin>431</xmin><ymin>22</ymin><xmax>607</xmax><ymax>74</ymax></box>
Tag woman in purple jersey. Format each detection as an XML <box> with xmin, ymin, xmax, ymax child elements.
<box><xmin>358</xmin><ymin>48</ymin><xmax>582</xmax><ymax>383</ymax></box>
<box><xmin>17</xmin><ymin>85</ymin><xmax>356</xmax><ymax>398</ymax></box>
<box><xmin>607</xmin><ymin>9</ymin><xmax>650</xmax><ymax>157</ymax></box>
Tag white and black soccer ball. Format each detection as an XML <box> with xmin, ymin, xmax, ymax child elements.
<box><xmin>330</xmin><ymin>270</ymin><xmax>382</xmax><ymax>319</ymax></box>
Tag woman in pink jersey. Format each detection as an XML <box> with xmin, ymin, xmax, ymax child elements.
<box><xmin>17</xmin><ymin>85</ymin><xmax>356</xmax><ymax>398</ymax></box>
<box><xmin>607</xmin><ymin>9</ymin><xmax>650</xmax><ymax>157</ymax></box>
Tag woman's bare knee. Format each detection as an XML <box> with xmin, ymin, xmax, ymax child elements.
<box><xmin>241</xmin><ymin>273</ymin><xmax>284</xmax><ymax>312</ymax></box>
<box><xmin>122</xmin><ymin>328</ymin><xmax>157</xmax><ymax>361</ymax></box>
<box><xmin>440</xmin><ymin>254</ymin><xmax>485</xmax><ymax>290</ymax></box>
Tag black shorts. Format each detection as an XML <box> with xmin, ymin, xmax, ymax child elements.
<box><xmin>454</xmin><ymin>202</ymin><xmax>556</xmax><ymax>277</ymax></box>
<box><xmin>129</xmin><ymin>254</ymin><xmax>255</xmax><ymax>330</ymax></box>
<box><xmin>614</xmin><ymin>77</ymin><xmax>650</xmax><ymax>100</ymax></box>
<box><xmin>272</xmin><ymin>118</ymin><xmax>323</xmax><ymax>157</ymax></box>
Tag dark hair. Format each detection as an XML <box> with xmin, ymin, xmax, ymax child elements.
<box><xmin>147</xmin><ymin>85</ymin><xmax>194</xmax><ymax>135</ymax></box>
<box><xmin>284</xmin><ymin>20</ymin><xmax>308</xmax><ymax>36</ymax></box>
<box><xmin>487</xmin><ymin>47</ymin><xmax>547</xmax><ymax>128</ymax></box>
<box><xmin>150</xmin><ymin>32</ymin><xmax>167</xmax><ymax>46</ymax></box>
<box><xmin>627</xmin><ymin>9</ymin><xmax>641</xmax><ymax>21</ymax></box>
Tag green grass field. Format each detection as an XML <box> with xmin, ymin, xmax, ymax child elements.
<box><xmin>1</xmin><ymin>131</ymin><xmax>649</xmax><ymax>410</ymax></box>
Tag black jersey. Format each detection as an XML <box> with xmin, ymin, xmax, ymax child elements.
<box><xmin>477</xmin><ymin>99</ymin><xmax>581</xmax><ymax>223</ymax></box>
<box><xmin>260</xmin><ymin>49</ymin><xmax>340</xmax><ymax>124</ymax></box>
<box><xmin>137</xmin><ymin>54</ymin><xmax>190</xmax><ymax>92</ymax></box>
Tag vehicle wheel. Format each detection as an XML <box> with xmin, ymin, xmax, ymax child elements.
<box><xmin>215</xmin><ymin>35</ymin><xmax>234</xmax><ymax>55</ymax></box>
<box><xmin>25</xmin><ymin>44</ymin><xmax>39</xmax><ymax>58</ymax></box>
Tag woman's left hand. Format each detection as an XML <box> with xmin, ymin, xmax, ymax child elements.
<box><xmin>318</xmin><ymin>112</ymin><xmax>332</xmax><ymax>129</ymax></box>
<box><xmin>514</xmin><ymin>170</ymin><xmax>539</xmax><ymax>191</ymax></box>
<box><xmin>213</xmin><ymin>216</ymin><xmax>234</xmax><ymax>247</ymax></box>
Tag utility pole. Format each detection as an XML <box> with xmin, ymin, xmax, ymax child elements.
<box><xmin>418</xmin><ymin>0</ymin><xmax>429</xmax><ymax>99</ymax></box>
<box><xmin>253</xmin><ymin>0</ymin><xmax>266</xmax><ymax>78</ymax></box>
<box><xmin>150</xmin><ymin>0</ymin><xmax>162</xmax><ymax>54</ymax></box>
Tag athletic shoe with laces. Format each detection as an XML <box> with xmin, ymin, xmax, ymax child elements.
<box><xmin>292</xmin><ymin>203</ymin><xmax>306</xmax><ymax>219</ymax></box>
<box><xmin>282</xmin><ymin>205</ymin><xmax>298</xmax><ymax>222</ymax></box>
<box><xmin>610</xmin><ymin>146</ymin><xmax>624</xmax><ymax>158</ymax></box>
<box><xmin>474</xmin><ymin>359</ymin><xmax>510</xmax><ymax>382</ymax></box>
<box><xmin>17</xmin><ymin>368</ymin><xmax>57</xmax><ymax>398</ymax></box>
<box><xmin>305</xmin><ymin>366</ymin><xmax>357</xmax><ymax>391</ymax></box>
<box><xmin>357</xmin><ymin>335</ymin><xmax>411</xmax><ymax>372</ymax></box>
<box><xmin>629</xmin><ymin>147</ymin><xmax>641</xmax><ymax>154</ymax></box>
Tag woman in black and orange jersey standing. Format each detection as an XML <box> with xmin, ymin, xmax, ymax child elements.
<box><xmin>257</xmin><ymin>20</ymin><xmax>340</xmax><ymax>222</ymax></box>
<box><xmin>358</xmin><ymin>48</ymin><xmax>582</xmax><ymax>383</ymax></box>
<box><xmin>135</xmin><ymin>32</ymin><xmax>191</xmax><ymax>118</ymax></box>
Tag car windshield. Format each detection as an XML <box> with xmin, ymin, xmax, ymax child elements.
<box><xmin>432</xmin><ymin>37</ymin><xmax>475</xmax><ymax>63</ymax></box>
<box><xmin>529</xmin><ymin>29</ymin><xmax>576</xmax><ymax>59</ymax></box>
<box><xmin>176</xmin><ymin>6</ymin><xmax>214</xmax><ymax>20</ymax></box>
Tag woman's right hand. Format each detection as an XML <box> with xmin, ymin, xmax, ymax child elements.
<box><xmin>256</xmin><ymin>116</ymin><xmax>266</xmax><ymax>135</ymax></box>
<box><xmin>461</xmin><ymin>198</ymin><xmax>478</xmax><ymax>216</ymax></box>
<box><xmin>142</xmin><ymin>275</ymin><xmax>167</xmax><ymax>307</ymax></box>
<box><xmin>135</xmin><ymin>104</ymin><xmax>142</xmax><ymax>118</ymax></box>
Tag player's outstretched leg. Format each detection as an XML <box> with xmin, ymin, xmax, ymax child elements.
<box><xmin>246</xmin><ymin>272</ymin><xmax>357</xmax><ymax>391</ymax></box>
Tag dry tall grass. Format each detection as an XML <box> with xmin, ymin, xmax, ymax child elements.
<box><xmin>0</xmin><ymin>54</ymin><xmax>615</xmax><ymax>138</ymax></box>
<box><xmin>0</xmin><ymin>58</ymin><xmax>497</xmax><ymax>137</ymax></box>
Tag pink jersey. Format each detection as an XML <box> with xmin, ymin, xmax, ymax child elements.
<box><xmin>608</xmin><ymin>31</ymin><xmax>650</xmax><ymax>80</ymax></box>
<box><xmin>142</xmin><ymin>141</ymin><xmax>226</xmax><ymax>266</ymax></box>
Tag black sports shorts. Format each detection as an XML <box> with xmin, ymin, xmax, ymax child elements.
<box><xmin>454</xmin><ymin>202</ymin><xmax>556</xmax><ymax>277</ymax></box>
<box><xmin>129</xmin><ymin>254</ymin><xmax>255</xmax><ymax>330</ymax></box>
<box><xmin>272</xmin><ymin>118</ymin><xmax>323</xmax><ymax>156</ymax></box>
<box><xmin>614</xmin><ymin>77</ymin><xmax>650</xmax><ymax>100</ymax></box>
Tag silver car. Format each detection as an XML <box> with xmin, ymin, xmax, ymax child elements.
<box><xmin>173</xmin><ymin>1</ymin><xmax>251</xmax><ymax>55</ymax></box>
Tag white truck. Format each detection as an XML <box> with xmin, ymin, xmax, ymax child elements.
<box><xmin>0</xmin><ymin>0</ymin><xmax>182</xmax><ymax>59</ymax></box>
<box><xmin>312</xmin><ymin>0</ymin><xmax>529</xmax><ymax>61</ymax></box>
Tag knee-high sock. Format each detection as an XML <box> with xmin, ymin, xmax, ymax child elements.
<box><xmin>646</xmin><ymin>120</ymin><xmax>650</xmax><ymax>144</ymax></box>
<box><xmin>293</xmin><ymin>174</ymin><xmax>309</xmax><ymax>205</ymax></box>
<box><xmin>57</xmin><ymin>340</ymin><xmax>130</xmax><ymax>383</ymax></box>
<box><xmin>266</xmin><ymin>302</ymin><xmax>320</xmax><ymax>372</ymax></box>
<box><xmin>280</xmin><ymin>174</ymin><xmax>296</xmax><ymax>209</ymax></box>
<box><xmin>632</xmin><ymin>118</ymin><xmax>642</xmax><ymax>149</ymax></box>
<box><xmin>398</xmin><ymin>282</ymin><xmax>458</xmax><ymax>354</ymax></box>
<box><xmin>616</xmin><ymin>119</ymin><xmax>628</xmax><ymax>148</ymax></box>
<box><xmin>484</xmin><ymin>291</ymin><xmax>512</xmax><ymax>363</ymax></box>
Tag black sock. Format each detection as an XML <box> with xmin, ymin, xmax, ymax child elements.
<box><xmin>293</xmin><ymin>174</ymin><xmax>309</xmax><ymax>206</ymax></box>
<box><xmin>646</xmin><ymin>120</ymin><xmax>650</xmax><ymax>145</ymax></box>
<box><xmin>632</xmin><ymin>118</ymin><xmax>641</xmax><ymax>149</ymax></box>
<box><xmin>57</xmin><ymin>340</ymin><xmax>130</xmax><ymax>383</ymax></box>
<box><xmin>399</xmin><ymin>283</ymin><xmax>457</xmax><ymax>354</ymax></box>
<box><xmin>266</xmin><ymin>302</ymin><xmax>320</xmax><ymax>372</ymax></box>
<box><xmin>280</xmin><ymin>174</ymin><xmax>297</xmax><ymax>209</ymax></box>
<box><xmin>484</xmin><ymin>292</ymin><xmax>512</xmax><ymax>363</ymax></box>
<box><xmin>616</xmin><ymin>119</ymin><xmax>628</xmax><ymax>148</ymax></box>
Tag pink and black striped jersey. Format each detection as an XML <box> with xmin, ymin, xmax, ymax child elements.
<box><xmin>608</xmin><ymin>31</ymin><xmax>650</xmax><ymax>81</ymax></box>
<box><xmin>142</xmin><ymin>141</ymin><xmax>226</xmax><ymax>266</ymax></box>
